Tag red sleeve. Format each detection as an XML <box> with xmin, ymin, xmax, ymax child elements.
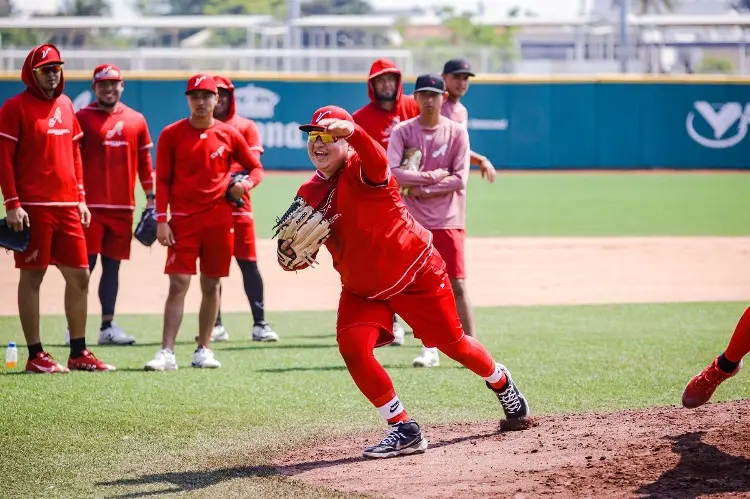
<box><xmin>0</xmin><ymin>99</ymin><xmax>20</xmax><ymax>209</ymax></box>
<box><xmin>347</xmin><ymin>123</ymin><xmax>389</xmax><ymax>185</ymax></box>
<box><xmin>72</xmin><ymin>116</ymin><xmax>85</xmax><ymax>203</ymax></box>
<box><xmin>155</xmin><ymin>128</ymin><xmax>175</xmax><ymax>223</ymax></box>
<box><xmin>243</xmin><ymin>120</ymin><xmax>264</xmax><ymax>158</ymax></box>
<box><xmin>137</xmin><ymin>119</ymin><xmax>154</xmax><ymax>192</ymax></box>
<box><xmin>230</xmin><ymin>128</ymin><xmax>264</xmax><ymax>188</ymax></box>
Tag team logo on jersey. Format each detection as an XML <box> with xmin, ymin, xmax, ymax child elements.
<box><xmin>103</xmin><ymin>120</ymin><xmax>128</xmax><ymax>147</ymax></box>
<box><xmin>106</xmin><ymin>120</ymin><xmax>125</xmax><ymax>139</ymax></box>
<box><xmin>431</xmin><ymin>143</ymin><xmax>448</xmax><ymax>158</ymax></box>
<box><xmin>210</xmin><ymin>145</ymin><xmax>226</xmax><ymax>159</ymax></box>
<box><xmin>48</xmin><ymin>107</ymin><xmax>62</xmax><ymax>128</ymax></box>
<box><xmin>46</xmin><ymin>106</ymin><xmax>71</xmax><ymax>136</ymax></box>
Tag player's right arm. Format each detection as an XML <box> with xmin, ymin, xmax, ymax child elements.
<box><xmin>347</xmin><ymin>123</ymin><xmax>389</xmax><ymax>185</ymax></box>
<box><xmin>0</xmin><ymin>99</ymin><xmax>28</xmax><ymax>231</ymax></box>
<box><xmin>155</xmin><ymin>126</ymin><xmax>175</xmax><ymax>245</ymax></box>
<box><xmin>388</xmin><ymin>124</ymin><xmax>449</xmax><ymax>187</ymax></box>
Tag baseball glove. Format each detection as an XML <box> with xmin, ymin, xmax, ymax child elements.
<box><xmin>272</xmin><ymin>196</ymin><xmax>333</xmax><ymax>270</ymax></box>
<box><xmin>0</xmin><ymin>217</ymin><xmax>30</xmax><ymax>252</ymax></box>
<box><xmin>226</xmin><ymin>172</ymin><xmax>248</xmax><ymax>208</ymax></box>
<box><xmin>399</xmin><ymin>147</ymin><xmax>422</xmax><ymax>196</ymax></box>
<box><xmin>134</xmin><ymin>207</ymin><xmax>157</xmax><ymax>247</ymax></box>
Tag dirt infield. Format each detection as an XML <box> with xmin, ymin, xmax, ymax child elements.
<box><xmin>0</xmin><ymin>236</ymin><xmax>748</xmax><ymax>316</ymax></box>
<box><xmin>275</xmin><ymin>399</ymin><xmax>750</xmax><ymax>498</ymax></box>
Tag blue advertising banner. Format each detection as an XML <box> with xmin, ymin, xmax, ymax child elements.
<box><xmin>0</xmin><ymin>74</ymin><xmax>747</xmax><ymax>169</ymax></box>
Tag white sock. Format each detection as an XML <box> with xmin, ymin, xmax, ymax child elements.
<box><xmin>376</xmin><ymin>394</ymin><xmax>405</xmax><ymax>421</ymax></box>
<box><xmin>483</xmin><ymin>363</ymin><xmax>503</xmax><ymax>385</ymax></box>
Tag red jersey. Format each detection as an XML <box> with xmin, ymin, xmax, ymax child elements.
<box><xmin>155</xmin><ymin>118</ymin><xmax>264</xmax><ymax>223</ymax></box>
<box><xmin>295</xmin><ymin>124</ymin><xmax>433</xmax><ymax>300</ymax></box>
<box><xmin>76</xmin><ymin>102</ymin><xmax>154</xmax><ymax>210</ymax></box>
<box><xmin>352</xmin><ymin>58</ymin><xmax>420</xmax><ymax>150</ymax></box>
<box><xmin>213</xmin><ymin>76</ymin><xmax>265</xmax><ymax>216</ymax></box>
<box><xmin>0</xmin><ymin>47</ymin><xmax>84</xmax><ymax>210</ymax></box>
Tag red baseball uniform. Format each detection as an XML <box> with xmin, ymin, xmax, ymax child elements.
<box><xmin>352</xmin><ymin>59</ymin><xmax>420</xmax><ymax>150</ymax></box>
<box><xmin>155</xmin><ymin>118</ymin><xmax>263</xmax><ymax>278</ymax></box>
<box><xmin>291</xmin><ymin>121</ymin><xmax>463</xmax><ymax>349</ymax></box>
<box><xmin>77</xmin><ymin>102</ymin><xmax>154</xmax><ymax>260</ymax></box>
<box><xmin>0</xmin><ymin>44</ymin><xmax>88</xmax><ymax>270</ymax></box>
<box><xmin>214</xmin><ymin>76</ymin><xmax>264</xmax><ymax>261</ymax></box>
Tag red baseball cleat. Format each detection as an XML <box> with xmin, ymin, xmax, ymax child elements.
<box><xmin>682</xmin><ymin>358</ymin><xmax>742</xmax><ymax>409</ymax></box>
<box><xmin>26</xmin><ymin>352</ymin><xmax>70</xmax><ymax>374</ymax></box>
<box><xmin>67</xmin><ymin>350</ymin><xmax>116</xmax><ymax>372</ymax></box>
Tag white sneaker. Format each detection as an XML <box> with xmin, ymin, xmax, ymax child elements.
<box><xmin>252</xmin><ymin>323</ymin><xmax>279</xmax><ymax>342</ymax></box>
<box><xmin>413</xmin><ymin>346</ymin><xmax>440</xmax><ymax>368</ymax></box>
<box><xmin>98</xmin><ymin>323</ymin><xmax>136</xmax><ymax>345</ymax></box>
<box><xmin>195</xmin><ymin>325</ymin><xmax>229</xmax><ymax>343</ymax></box>
<box><xmin>191</xmin><ymin>347</ymin><xmax>221</xmax><ymax>368</ymax></box>
<box><xmin>144</xmin><ymin>349</ymin><xmax>178</xmax><ymax>371</ymax></box>
<box><xmin>391</xmin><ymin>321</ymin><xmax>405</xmax><ymax>346</ymax></box>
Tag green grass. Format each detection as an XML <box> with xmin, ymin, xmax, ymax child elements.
<box><xmin>3</xmin><ymin>172</ymin><xmax>749</xmax><ymax>236</ymax></box>
<box><xmin>0</xmin><ymin>302</ymin><xmax>748</xmax><ymax>498</ymax></box>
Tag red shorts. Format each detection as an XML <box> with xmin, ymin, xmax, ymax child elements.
<box><xmin>232</xmin><ymin>214</ymin><xmax>257</xmax><ymax>261</ymax></box>
<box><xmin>85</xmin><ymin>209</ymin><xmax>134</xmax><ymax>260</ymax></box>
<box><xmin>14</xmin><ymin>205</ymin><xmax>88</xmax><ymax>270</ymax></box>
<box><xmin>337</xmin><ymin>252</ymin><xmax>464</xmax><ymax>348</ymax></box>
<box><xmin>430</xmin><ymin>228</ymin><xmax>466</xmax><ymax>279</ymax></box>
<box><xmin>165</xmin><ymin>205</ymin><xmax>234</xmax><ymax>278</ymax></box>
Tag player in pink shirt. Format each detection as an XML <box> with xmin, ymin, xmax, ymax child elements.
<box><xmin>389</xmin><ymin>73</ymin><xmax>476</xmax><ymax>368</ymax></box>
<box><xmin>441</xmin><ymin>58</ymin><xmax>496</xmax><ymax>183</ymax></box>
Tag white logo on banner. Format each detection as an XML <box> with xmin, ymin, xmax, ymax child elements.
<box><xmin>686</xmin><ymin>101</ymin><xmax>750</xmax><ymax>149</ymax></box>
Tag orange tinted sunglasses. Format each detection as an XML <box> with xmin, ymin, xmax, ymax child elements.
<box><xmin>34</xmin><ymin>64</ymin><xmax>62</xmax><ymax>75</ymax></box>
<box><xmin>307</xmin><ymin>131</ymin><xmax>338</xmax><ymax>144</ymax></box>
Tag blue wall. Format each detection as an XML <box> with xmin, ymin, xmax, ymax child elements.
<box><xmin>0</xmin><ymin>76</ymin><xmax>747</xmax><ymax>169</ymax></box>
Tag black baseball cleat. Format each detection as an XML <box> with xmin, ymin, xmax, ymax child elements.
<box><xmin>363</xmin><ymin>420</ymin><xmax>428</xmax><ymax>459</ymax></box>
<box><xmin>487</xmin><ymin>363</ymin><xmax>534</xmax><ymax>430</ymax></box>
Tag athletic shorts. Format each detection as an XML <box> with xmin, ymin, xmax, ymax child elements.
<box><xmin>336</xmin><ymin>251</ymin><xmax>464</xmax><ymax>348</ymax></box>
<box><xmin>165</xmin><ymin>204</ymin><xmax>234</xmax><ymax>278</ymax></box>
<box><xmin>85</xmin><ymin>209</ymin><xmax>134</xmax><ymax>261</ymax></box>
<box><xmin>430</xmin><ymin>228</ymin><xmax>466</xmax><ymax>279</ymax></box>
<box><xmin>14</xmin><ymin>205</ymin><xmax>88</xmax><ymax>270</ymax></box>
<box><xmin>232</xmin><ymin>213</ymin><xmax>256</xmax><ymax>261</ymax></box>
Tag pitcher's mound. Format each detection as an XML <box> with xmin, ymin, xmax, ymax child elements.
<box><xmin>275</xmin><ymin>399</ymin><xmax>750</xmax><ymax>498</ymax></box>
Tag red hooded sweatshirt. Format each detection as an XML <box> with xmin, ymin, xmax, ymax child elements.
<box><xmin>214</xmin><ymin>75</ymin><xmax>264</xmax><ymax>217</ymax></box>
<box><xmin>352</xmin><ymin>59</ymin><xmax>419</xmax><ymax>150</ymax></box>
<box><xmin>0</xmin><ymin>44</ymin><xmax>85</xmax><ymax>210</ymax></box>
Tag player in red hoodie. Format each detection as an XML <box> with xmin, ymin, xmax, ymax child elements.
<box><xmin>278</xmin><ymin>106</ymin><xmax>531</xmax><ymax>458</ymax></box>
<box><xmin>144</xmin><ymin>74</ymin><xmax>264</xmax><ymax>372</ymax></box>
<box><xmin>352</xmin><ymin>58</ymin><xmax>419</xmax><ymax>345</ymax></box>
<box><xmin>207</xmin><ymin>75</ymin><xmax>278</xmax><ymax>344</ymax></box>
<box><xmin>0</xmin><ymin>44</ymin><xmax>115</xmax><ymax>373</ymax></box>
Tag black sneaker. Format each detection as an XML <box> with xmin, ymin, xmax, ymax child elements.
<box><xmin>487</xmin><ymin>363</ymin><xmax>533</xmax><ymax>430</ymax></box>
<box><xmin>363</xmin><ymin>420</ymin><xmax>428</xmax><ymax>459</ymax></box>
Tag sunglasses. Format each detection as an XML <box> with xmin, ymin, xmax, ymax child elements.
<box><xmin>34</xmin><ymin>64</ymin><xmax>62</xmax><ymax>75</ymax></box>
<box><xmin>307</xmin><ymin>131</ymin><xmax>338</xmax><ymax>144</ymax></box>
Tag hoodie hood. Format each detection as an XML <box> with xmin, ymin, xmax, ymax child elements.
<box><xmin>22</xmin><ymin>44</ymin><xmax>65</xmax><ymax>100</ymax></box>
<box><xmin>367</xmin><ymin>58</ymin><xmax>403</xmax><ymax>104</ymax></box>
<box><xmin>213</xmin><ymin>75</ymin><xmax>236</xmax><ymax>121</ymax></box>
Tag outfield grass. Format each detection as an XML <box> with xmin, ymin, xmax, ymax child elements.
<box><xmin>0</xmin><ymin>302</ymin><xmax>748</xmax><ymax>498</ymax></box>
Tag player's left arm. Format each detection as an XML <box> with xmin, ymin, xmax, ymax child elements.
<box><xmin>71</xmin><ymin>114</ymin><xmax>90</xmax><ymax>226</ymax></box>
<box><xmin>347</xmin><ymin>122</ymin><xmax>389</xmax><ymax>185</ymax></box>
<box><xmin>470</xmin><ymin>150</ymin><xmax>496</xmax><ymax>183</ymax></box>
<box><xmin>229</xmin><ymin>127</ymin><xmax>264</xmax><ymax>189</ymax></box>
<box><xmin>411</xmin><ymin>127</ymin><xmax>470</xmax><ymax>198</ymax></box>
<box><xmin>137</xmin><ymin>117</ymin><xmax>155</xmax><ymax>204</ymax></box>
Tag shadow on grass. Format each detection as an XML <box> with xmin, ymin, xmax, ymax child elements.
<box><xmin>96</xmin><ymin>431</ymin><xmax>496</xmax><ymax>498</ymax></box>
<box><xmin>257</xmin><ymin>365</ymin><xmax>465</xmax><ymax>374</ymax></box>
<box><xmin>636</xmin><ymin>431</ymin><xmax>750</xmax><ymax>499</ymax></box>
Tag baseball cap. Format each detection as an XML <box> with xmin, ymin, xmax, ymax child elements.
<box><xmin>414</xmin><ymin>73</ymin><xmax>446</xmax><ymax>94</ymax></box>
<box><xmin>30</xmin><ymin>44</ymin><xmax>64</xmax><ymax>69</ymax></box>
<box><xmin>299</xmin><ymin>105</ymin><xmax>354</xmax><ymax>132</ymax></box>
<box><xmin>92</xmin><ymin>64</ymin><xmax>122</xmax><ymax>83</ymax></box>
<box><xmin>442</xmin><ymin>57</ymin><xmax>475</xmax><ymax>77</ymax></box>
<box><xmin>185</xmin><ymin>73</ymin><xmax>218</xmax><ymax>95</ymax></box>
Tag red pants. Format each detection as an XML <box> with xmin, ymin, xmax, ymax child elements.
<box><xmin>232</xmin><ymin>214</ymin><xmax>257</xmax><ymax>261</ymax></box>
<box><xmin>165</xmin><ymin>205</ymin><xmax>234</xmax><ymax>278</ymax></box>
<box><xmin>430</xmin><ymin>228</ymin><xmax>466</xmax><ymax>279</ymax></box>
<box><xmin>14</xmin><ymin>205</ymin><xmax>88</xmax><ymax>270</ymax></box>
<box><xmin>85</xmin><ymin>209</ymin><xmax>134</xmax><ymax>260</ymax></box>
<box><xmin>336</xmin><ymin>251</ymin><xmax>463</xmax><ymax>348</ymax></box>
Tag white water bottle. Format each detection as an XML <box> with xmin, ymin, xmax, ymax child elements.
<box><xmin>5</xmin><ymin>341</ymin><xmax>18</xmax><ymax>369</ymax></box>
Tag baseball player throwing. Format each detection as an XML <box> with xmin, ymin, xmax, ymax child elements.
<box><xmin>144</xmin><ymin>74</ymin><xmax>263</xmax><ymax>371</ymax></box>
<box><xmin>0</xmin><ymin>44</ymin><xmax>114</xmax><ymax>372</ymax></box>
<box><xmin>274</xmin><ymin>105</ymin><xmax>531</xmax><ymax>459</ymax></box>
